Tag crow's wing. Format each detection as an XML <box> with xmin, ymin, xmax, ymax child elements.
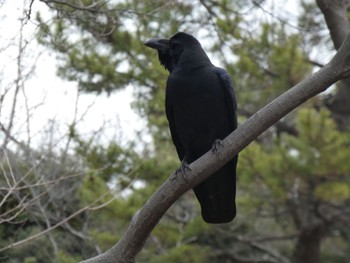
<box><xmin>214</xmin><ymin>67</ymin><xmax>237</xmax><ymax>131</ymax></box>
<box><xmin>165</xmin><ymin>97</ymin><xmax>186</xmax><ymax>161</ymax></box>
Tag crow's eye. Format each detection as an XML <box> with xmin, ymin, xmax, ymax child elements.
<box><xmin>170</xmin><ymin>41</ymin><xmax>181</xmax><ymax>50</ymax></box>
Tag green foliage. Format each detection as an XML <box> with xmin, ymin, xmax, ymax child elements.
<box><xmin>238</xmin><ymin>107</ymin><xmax>350</xmax><ymax>259</ymax></box>
<box><xmin>315</xmin><ymin>182</ymin><xmax>350</xmax><ymax>201</ymax></box>
<box><xmin>148</xmin><ymin>244</ymin><xmax>211</xmax><ymax>263</ymax></box>
<box><xmin>24</xmin><ymin>257</ymin><xmax>37</xmax><ymax>263</ymax></box>
<box><xmin>90</xmin><ymin>230</ymin><xmax>118</xmax><ymax>251</ymax></box>
<box><xmin>56</xmin><ymin>251</ymin><xmax>82</xmax><ymax>263</ymax></box>
<box><xmin>240</xmin><ymin>108</ymin><xmax>350</xmax><ymax>199</ymax></box>
<box><xmin>232</xmin><ymin>23</ymin><xmax>311</xmax><ymax>111</ymax></box>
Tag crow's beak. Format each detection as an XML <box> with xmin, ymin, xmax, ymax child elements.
<box><xmin>144</xmin><ymin>38</ymin><xmax>169</xmax><ymax>51</ymax></box>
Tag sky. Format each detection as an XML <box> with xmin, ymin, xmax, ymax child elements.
<box><xmin>0</xmin><ymin>0</ymin><xmax>148</xmax><ymax>151</ymax></box>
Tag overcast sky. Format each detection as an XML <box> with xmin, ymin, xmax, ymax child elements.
<box><xmin>0</xmin><ymin>0</ymin><xmax>147</xmax><ymax>150</ymax></box>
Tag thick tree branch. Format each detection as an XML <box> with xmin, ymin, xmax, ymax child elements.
<box><xmin>81</xmin><ymin>33</ymin><xmax>350</xmax><ymax>263</ymax></box>
<box><xmin>316</xmin><ymin>0</ymin><xmax>350</xmax><ymax>50</ymax></box>
<box><xmin>317</xmin><ymin>0</ymin><xmax>350</xmax><ymax>129</ymax></box>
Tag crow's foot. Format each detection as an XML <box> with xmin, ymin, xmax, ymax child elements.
<box><xmin>211</xmin><ymin>139</ymin><xmax>224</xmax><ymax>156</ymax></box>
<box><xmin>171</xmin><ymin>159</ymin><xmax>191</xmax><ymax>181</ymax></box>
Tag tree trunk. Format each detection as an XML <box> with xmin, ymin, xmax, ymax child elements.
<box><xmin>317</xmin><ymin>0</ymin><xmax>350</xmax><ymax>129</ymax></box>
<box><xmin>293</xmin><ymin>223</ymin><xmax>325</xmax><ymax>263</ymax></box>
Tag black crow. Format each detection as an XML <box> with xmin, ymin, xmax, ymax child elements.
<box><xmin>145</xmin><ymin>32</ymin><xmax>238</xmax><ymax>224</ymax></box>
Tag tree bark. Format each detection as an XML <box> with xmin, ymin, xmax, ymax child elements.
<box><xmin>81</xmin><ymin>34</ymin><xmax>350</xmax><ymax>263</ymax></box>
<box><xmin>317</xmin><ymin>0</ymin><xmax>350</xmax><ymax>129</ymax></box>
<box><xmin>293</xmin><ymin>223</ymin><xmax>325</xmax><ymax>263</ymax></box>
<box><xmin>316</xmin><ymin>0</ymin><xmax>350</xmax><ymax>49</ymax></box>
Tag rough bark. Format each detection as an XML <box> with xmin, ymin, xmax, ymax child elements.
<box><xmin>80</xmin><ymin>34</ymin><xmax>350</xmax><ymax>263</ymax></box>
<box><xmin>317</xmin><ymin>0</ymin><xmax>350</xmax><ymax>129</ymax></box>
<box><xmin>316</xmin><ymin>0</ymin><xmax>350</xmax><ymax>49</ymax></box>
<box><xmin>293</xmin><ymin>222</ymin><xmax>325</xmax><ymax>263</ymax></box>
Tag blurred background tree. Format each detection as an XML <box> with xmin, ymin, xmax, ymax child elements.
<box><xmin>0</xmin><ymin>0</ymin><xmax>349</xmax><ymax>263</ymax></box>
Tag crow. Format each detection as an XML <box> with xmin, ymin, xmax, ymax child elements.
<box><xmin>145</xmin><ymin>32</ymin><xmax>238</xmax><ymax>224</ymax></box>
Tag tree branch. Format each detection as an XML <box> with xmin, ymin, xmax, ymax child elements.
<box><xmin>317</xmin><ymin>0</ymin><xmax>350</xmax><ymax>129</ymax></box>
<box><xmin>316</xmin><ymin>0</ymin><xmax>350</xmax><ymax>50</ymax></box>
<box><xmin>81</xmin><ymin>33</ymin><xmax>350</xmax><ymax>263</ymax></box>
<box><xmin>0</xmin><ymin>190</ymin><xmax>116</xmax><ymax>252</ymax></box>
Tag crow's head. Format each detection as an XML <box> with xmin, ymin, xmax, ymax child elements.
<box><xmin>144</xmin><ymin>37</ymin><xmax>172</xmax><ymax>71</ymax></box>
<box><xmin>145</xmin><ymin>32</ymin><xmax>209</xmax><ymax>72</ymax></box>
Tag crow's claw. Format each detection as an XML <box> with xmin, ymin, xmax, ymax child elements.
<box><xmin>212</xmin><ymin>139</ymin><xmax>224</xmax><ymax>156</ymax></box>
<box><xmin>171</xmin><ymin>160</ymin><xmax>191</xmax><ymax>182</ymax></box>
